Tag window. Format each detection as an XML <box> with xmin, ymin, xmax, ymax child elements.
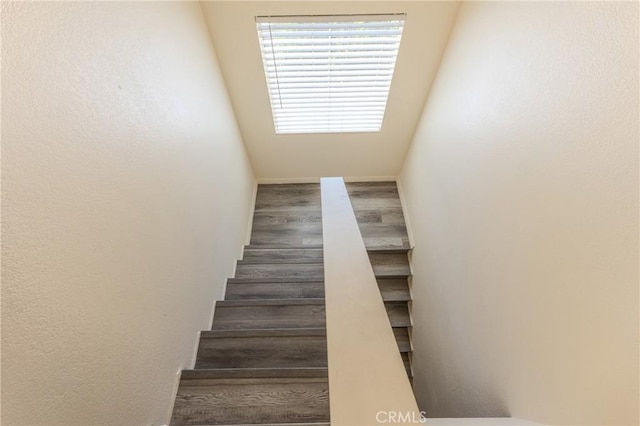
<box><xmin>256</xmin><ymin>14</ymin><xmax>406</xmax><ymax>134</ymax></box>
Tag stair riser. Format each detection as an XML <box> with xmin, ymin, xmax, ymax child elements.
<box><xmin>393</xmin><ymin>327</ymin><xmax>411</xmax><ymax>352</ymax></box>
<box><xmin>213</xmin><ymin>305</ymin><xmax>326</xmax><ymax>330</ymax></box>
<box><xmin>235</xmin><ymin>263</ymin><xmax>324</xmax><ymax>279</ymax></box>
<box><xmin>195</xmin><ymin>336</ymin><xmax>327</xmax><ymax>369</ymax></box>
<box><xmin>252</xmin><ymin>210</ymin><xmax>321</xmax><ymax>226</ymax></box>
<box><xmin>248</xmin><ymin>237</ymin><xmax>323</xmax><ymax>247</ymax></box>
<box><xmin>401</xmin><ymin>352</ymin><xmax>412</xmax><ymax>377</ymax></box>
<box><xmin>225</xmin><ymin>282</ymin><xmax>325</xmax><ymax>300</ymax></box>
<box><xmin>369</xmin><ymin>252</ymin><xmax>411</xmax><ymax>276</ymax></box>
<box><xmin>242</xmin><ymin>249</ymin><xmax>323</xmax><ymax>263</ymax></box>
<box><xmin>378</xmin><ymin>278</ymin><xmax>411</xmax><ymax>301</ymax></box>
<box><xmin>171</xmin><ymin>379</ymin><xmax>329</xmax><ymax>425</ymax></box>
<box><xmin>385</xmin><ymin>301</ymin><xmax>411</xmax><ymax>327</ymax></box>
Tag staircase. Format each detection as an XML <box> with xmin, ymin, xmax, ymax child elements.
<box><xmin>345</xmin><ymin>182</ymin><xmax>414</xmax><ymax>381</ymax></box>
<box><xmin>170</xmin><ymin>182</ymin><xmax>413</xmax><ymax>425</ymax></box>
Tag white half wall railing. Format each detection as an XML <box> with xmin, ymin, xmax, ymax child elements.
<box><xmin>321</xmin><ymin>177</ymin><xmax>422</xmax><ymax>425</ymax></box>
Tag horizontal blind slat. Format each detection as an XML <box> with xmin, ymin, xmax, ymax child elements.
<box><xmin>258</xmin><ymin>15</ymin><xmax>403</xmax><ymax>134</ymax></box>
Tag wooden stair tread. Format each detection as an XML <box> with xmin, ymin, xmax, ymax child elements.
<box><xmin>217</xmin><ymin>299</ymin><xmax>325</xmax><ymax>307</ymax></box>
<box><xmin>235</xmin><ymin>263</ymin><xmax>324</xmax><ymax>279</ymax></box>
<box><xmin>196</xmin><ymin>329</ymin><xmax>327</xmax><ymax>370</ymax></box>
<box><xmin>227</xmin><ymin>277</ymin><xmax>324</xmax><ymax>284</ymax></box>
<box><xmin>172</xmin><ymin>182</ymin><xmax>414</xmax><ymax>424</ymax></box>
<box><xmin>182</xmin><ymin>368</ymin><xmax>328</xmax><ymax>380</ymax></box>
<box><xmin>387</xmin><ymin>301</ymin><xmax>412</xmax><ymax>328</ymax></box>
<box><xmin>244</xmin><ymin>244</ymin><xmax>323</xmax><ymax>250</ymax></box>
<box><xmin>382</xmin><ymin>294</ymin><xmax>412</xmax><ymax>302</ymax></box>
<box><xmin>172</xmin><ymin>374</ymin><xmax>329</xmax><ymax>424</ymax></box>
<box><xmin>225</xmin><ymin>281</ymin><xmax>325</xmax><ymax>300</ymax></box>
<box><xmin>375</xmin><ymin>272</ymin><xmax>411</xmax><ymax>279</ymax></box>
<box><xmin>201</xmin><ymin>328</ymin><xmax>326</xmax><ymax>338</ymax></box>
<box><xmin>212</xmin><ymin>301</ymin><xmax>326</xmax><ymax>330</ymax></box>
<box><xmin>393</xmin><ymin>327</ymin><xmax>412</xmax><ymax>352</ymax></box>
<box><xmin>238</xmin><ymin>258</ymin><xmax>324</xmax><ymax>264</ymax></box>
<box><xmin>366</xmin><ymin>246</ymin><xmax>412</xmax><ymax>254</ymax></box>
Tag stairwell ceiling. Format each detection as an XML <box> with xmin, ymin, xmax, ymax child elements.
<box><xmin>201</xmin><ymin>1</ymin><xmax>460</xmax><ymax>181</ymax></box>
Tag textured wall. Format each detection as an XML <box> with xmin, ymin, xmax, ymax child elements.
<box><xmin>399</xmin><ymin>2</ymin><xmax>638</xmax><ymax>425</ymax></box>
<box><xmin>1</xmin><ymin>2</ymin><xmax>255</xmax><ymax>424</ymax></box>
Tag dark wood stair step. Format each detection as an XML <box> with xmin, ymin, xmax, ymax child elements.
<box><xmin>239</xmin><ymin>258</ymin><xmax>324</xmax><ymax>265</ymax></box>
<box><xmin>225</xmin><ymin>281</ymin><xmax>325</xmax><ymax>300</ymax></box>
<box><xmin>369</xmin><ymin>252</ymin><xmax>411</xmax><ymax>276</ymax></box>
<box><xmin>195</xmin><ymin>329</ymin><xmax>327</xmax><ymax>369</ymax></box>
<box><xmin>216</xmin><ymin>299</ymin><xmax>324</xmax><ymax>307</ymax></box>
<box><xmin>181</xmin><ymin>367</ymin><xmax>328</xmax><ymax>380</ymax></box>
<box><xmin>241</xmin><ymin>247</ymin><xmax>324</xmax><ymax>264</ymax></box>
<box><xmin>227</xmin><ymin>277</ymin><xmax>324</xmax><ymax>284</ymax></box>
<box><xmin>249</xmin><ymin>238</ymin><xmax>324</xmax><ymax>248</ymax></box>
<box><xmin>393</xmin><ymin>327</ymin><xmax>412</xmax><ymax>352</ymax></box>
<box><xmin>245</xmin><ymin>241</ymin><xmax>322</xmax><ymax>249</ymax></box>
<box><xmin>235</xmin><ymin>263</ymin><xmax>324</xmax><ymax>279</ymax></box>
<box><xmin>201</xmin><ymin>328</ymin><xmax>326</xmax><ymax>338</ymax></box>
<box><xmin>386</xmin><ymin>301</ymin><xmax>411</xmax><ymax>327</ymax></box>
<box><xmin>378</xmin><ymin>277</ymin><xmax>411</xmax><ymax>301</ymax></box>
<box><xmin>243</xmin><ymin>244</ymin><xmax>323</xmax><ymax>250</ymax></box>
<box><xmin>375</xmin><ymin>271</ymin><xmax>411</xmax><ymax>279</ymax></box>
<box><xmin>213</xmin><ymin>299</ymin><xmax>326</xmax><ymax>330</ymax></box>
<box><xmin>366</xmin><ymin>246</ymin><xmax>412</xmax><ymax>255</ymax></box>
<box><xmin>171</xmin><ymin>373</ymin><xmax>329</xmax><ymax>425</ymax></box>
<box><xmin>401</xmin><ymin>352</ymin><xmax>412</xmax><ymax>377</ymax></box>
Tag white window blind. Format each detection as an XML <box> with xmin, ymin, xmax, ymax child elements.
<box><xmin>256</xmin><ymin>14</ymin><xmax>406</xmax><ymax>134</ymax></box>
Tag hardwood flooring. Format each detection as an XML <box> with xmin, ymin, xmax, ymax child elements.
<box><xmin>170</xmin><ymin>181</ymin><xmax>414</xmax><ymax>424</ymax></box>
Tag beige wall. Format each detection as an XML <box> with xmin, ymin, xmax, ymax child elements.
<box><xmin>1</xmin><ymin>2</ymin><xmax>255</xmax><ymax>425</ymax></box>
<box><xmin>202</xmin><ymin>1</ymin><xmax>459</xmax><ymax>182</ymax></box>
<box><xmin>399</xmin><ymin>2</ymin><xmax>638</xmax><ymax>425</ymax></box>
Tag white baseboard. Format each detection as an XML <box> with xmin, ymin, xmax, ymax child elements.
<box><xmin>245</xmin><ymin>181</ymin><xmax>258</xmax><ymax>245</ymax></box>
<box><xmin>162</xmin><ymin>368</ymin><xmax>182</xmax><ymax>426</ymax></box>
<box><xmin>162</xmin><ymin>327</ymin><xmax>203</xmax><ymax>425</ymax></box>
<box><xmin>188</xmin><ymin>330</ymin><xmax>201</xmax><ymax>369</ymax></box>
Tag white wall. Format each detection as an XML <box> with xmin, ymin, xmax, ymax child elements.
<box><xmin>399</xmin><ymin>2</ymin><xmax>638</xmax><ymax>425</ymax></box>
<box><xmin>1</xmin><ymin>2</ymin><xmax>255</xmax><ymax>424</ymax></box>
<box><xmin>202</xmin><ymin>1</ymin><xmax>459</xmax><ymax>181</ymax></box>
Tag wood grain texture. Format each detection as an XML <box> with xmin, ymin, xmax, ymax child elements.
<box><xmin>401</xmin><ymin>352</ymin><xmax>412</xmax><ymax>377</ymax></box>
<box><xmin>393</xmin><ymin>327</ymin><xmax>412</xmax><ymax>352</ymax></box>
<box><xmin>171</xmin><ymin>182</ymin><xmax>417</xmax><ymax>423</ymax></box>
<box><xmin>224</xmin><ymin>281</ymin><xmax>325</xmax><ymax>300</ymax></box>
<box><xmin>251</xmin><ymin>184</ymin><xmax>322</xmax><ymax>247</ymax></box>
<box><xmin>385</xmin><ymin>301</ymin><xmax>412</xmax><ymax>327</ymax></box>
<box><xmin>253</xmin><ymin>211</ymin><xmax>322</xmax><ymax>225</ymax></box>
<box><xmin>172</xmin><ymin>184</ymin><xmax>330</xmax><ymax>424</ymax></box>
<box><xmin>369</xmin><ymin>252</ymin><xmax>411</xmax><ymax>276</ymax></box>
<box><xmin>377</xmin><ymin>278</ymin><xmax>411</xmax><ymax>302</ymax></box>
<box><xmin>346</xmin><ymin>181</ymin><xmax>414</xmax><ymax>382</ymax></box>
<box><xmin>195</xmin><ymin>331</ymin><xmax>328</xmax><ymax>369</ymax></box>
<box><xmin>181</xmin><ymin>368</ymin><xmax>329</xmax><ymax>380</ymax></box>
<box><xmin>212</xmin><ymin>299</ymin><xmax>326</xmax><ymax>330</ymax></box>
<box><xmin>242</xmin><ymin>248</ymin><xmax>323</xmax><ymax>264</ymax></box>
<box><xmin>170</xmin><ymin>376</ymin><xmax>329</xmax><ymax>425</ymax></box>
<box><xmin>234</xmin><ymin>263</ymin><xmax>324</xmax><ymax>279</ymax></box>
<box><xmin>345</xmin><ymin>181</ymin><xmax>410</xmax><ymax>250</ymax></box>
